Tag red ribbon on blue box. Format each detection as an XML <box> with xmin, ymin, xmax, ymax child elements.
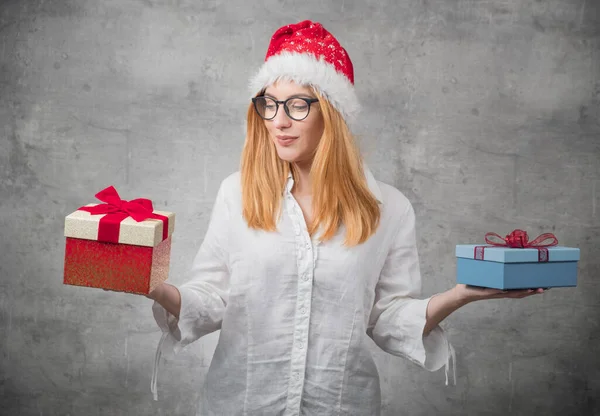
<box><xmin>474</xmin><ymin>229</ymin><xmax>558</xmax><ymax>262</ymax></box>
<box><xmin>77</xmin><ymin>186</ymin><xmax>169</xmax><ymax>244</ymax></box>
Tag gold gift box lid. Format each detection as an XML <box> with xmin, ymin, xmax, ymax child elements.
<box><xmin>64</xmin><ymin>204</ymin><xmax>175</xmax><ymax>247</ymax></box>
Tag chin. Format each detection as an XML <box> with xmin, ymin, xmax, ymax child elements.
<box><xmin>275</xmin><ymin>151</ymin><xmax>301</xmax><ymax>163</ymax></box>
<box><xmin>274</xmin><ymin>146</ymin><xmax>302</xmax><ymax>163</ymax></box>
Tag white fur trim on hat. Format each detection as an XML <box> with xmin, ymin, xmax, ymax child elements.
<box><xmin>249</xmin><ymin>52</ymin><xmax>360</xmax><ymax>123</ymax></box>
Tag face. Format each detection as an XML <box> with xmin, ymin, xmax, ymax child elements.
<box><xmin>262</xmin><ymin>81</ymin><xmax>324</xmax><ymax>168</ymax></box>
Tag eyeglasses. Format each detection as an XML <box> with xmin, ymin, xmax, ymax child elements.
<box><xmin>252</xmin><ymin>96</ymin><xmax>319</xmax><ymax>121</ymax></box>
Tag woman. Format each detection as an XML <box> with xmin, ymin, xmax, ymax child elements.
<box><xmin>148</xmin><ymin>20</ymin><xmax>543</xmax><ymax>415</ymax></box>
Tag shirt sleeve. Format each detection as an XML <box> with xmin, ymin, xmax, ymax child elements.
<box><xmin>367</xmin><ymin>201</ymin><xmax>455</xmax><ymax>378</ymax></box>
<box><xmin>152</xmin><ymin>178</ymin><xmax>231</xmax><ymax>356</ymax></box>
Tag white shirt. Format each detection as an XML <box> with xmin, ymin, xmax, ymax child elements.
<box><xmin>152</xmin><ymin>168</ymin><xmax>454</xmax><ymax>415</ymax></box>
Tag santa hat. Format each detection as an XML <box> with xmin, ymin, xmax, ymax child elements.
<box><xmin>249</xmin><ymin>20</ymin><xmax>360</xmax><ymax>123</ymax></box>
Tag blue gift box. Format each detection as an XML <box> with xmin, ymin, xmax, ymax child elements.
<box><xmin>456</xmin><ymin>245</ymin><xmax>580</xmax><ymax>289</ymax></box>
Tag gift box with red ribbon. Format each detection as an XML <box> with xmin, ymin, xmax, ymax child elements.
<box><xmin>63</xmin><ymin>186</ymin><xmax>175</xmax><ymax>294</ymax></box>
<box><xmin>456</xmin><ymin>230</ymin><xmax>580</xmax><ymax>290</ymax></box>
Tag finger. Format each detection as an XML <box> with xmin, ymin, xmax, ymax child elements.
<box><xmin>484</xmin><ymin>287</ymin><xmax>546</xmax><ymax>300</ymax></box>
<box><xmin>511</xmin><ymin>288</ymin><xmax>544</xmax><ymax>295</ymax></box>
<box><xmin>497</xmin><ymin>289</ymin><xmax>536</xmax><ymax>299</ymax></box>
<box><xmin>504</xmin><ymin>289</ymin><xmax>532</xmax><ymax>296</ymax></box>
<box><xmin>517</xmin><ymin>289</ymin><xmax>543</xmax><ymax>298</ymax></box>
<box><xmin>488</xmin><ymin>292</ymin><xmax>521</xmax><ymax>299</ymax></box>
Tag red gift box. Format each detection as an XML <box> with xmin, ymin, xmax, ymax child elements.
<box><xmin>63</xmin><ymin>186</ymin><xmax>175</xmax><ymax>294</ymax></box>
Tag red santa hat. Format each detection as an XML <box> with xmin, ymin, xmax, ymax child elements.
<box><xmin>249</xmin><ymin>20</ymin><xmax>360</xmax><ymax>123</ymax></box>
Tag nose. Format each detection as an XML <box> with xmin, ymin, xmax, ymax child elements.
<box><xmin>271</xmin><ymin>105</ymin><xmax>292</xmax><ymax>129</ymax></box>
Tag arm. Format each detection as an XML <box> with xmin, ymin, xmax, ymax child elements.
<box><xmin>424</xmin><ymin>285</ymin><xmax>544</xmax><ymax>335</ymax></box>
<box><xmin>152</xmin><ymin>177</ymin><xmax>232</xmax><ymax>346</ymax></box>
<box><xmin>149</xmin><ymin>177</ymin><xmax>234</xmax><ymax>400</ymax></box>
<box><xmin>369</xmin><ymin>192</ymin><xmax>543</xmax><ymax>377</ymax></box>
<box><xmin>368</xmin><ymin>200</ymin><xmax>451</xmax><ymax>372</ymax></box>
<box><xmin>423</xmin><ymin>287</ymin><xmax>466</xmax><ymax>336</ymax></box>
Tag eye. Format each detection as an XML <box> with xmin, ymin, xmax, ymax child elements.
<box><xmin>288</xmin><ymin>99</ymin><xmax>309</xmax><ymax>110</ymax></box>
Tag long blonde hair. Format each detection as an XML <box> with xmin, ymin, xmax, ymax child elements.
<box><xmin>240</xmin><ymin>88</ymin><xmax>380</xmax><ymax>246</ymax></box>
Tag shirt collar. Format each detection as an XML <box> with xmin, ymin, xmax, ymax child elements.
<box><xmin>285</xmin><ymin>164</ymin><xmax>383</xmax><ymax>204</ymax></box>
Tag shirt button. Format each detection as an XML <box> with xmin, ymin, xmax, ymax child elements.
<box><xmin>300</xmin><ymin>308</ymin><xmax>306</xmax><ymax>314</ymax></box>
<box><xmin>298</xmin><ymin>342</ymin><xmax>304</xmax><ymax>349</ymax></box>
<box><xmin>294</xmin><ymin>372</ymin><xmax>300</xmax><ymax>380</ymax></box>
<box><xmin>302</xmin><ymin>274</ymin><xmax>309</xmax><ymax>281</ymax></box>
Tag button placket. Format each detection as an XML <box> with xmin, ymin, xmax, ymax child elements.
<box><xmin>283</xmin><ymin>188</ymin><xmax>315</xmax><ymax>416</ymax></box>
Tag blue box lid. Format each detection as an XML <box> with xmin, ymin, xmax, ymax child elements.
<box><xmin>455</xmin><ymin>245</ymin><xmax>580</xmax><ymax>263</ymax></box>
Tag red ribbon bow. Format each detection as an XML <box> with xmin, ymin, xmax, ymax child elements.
<box><xmin>474</xmin><ymin>229</ymin><xmax>558</xmax><ymax>262</ymax></box>
<box><xmin>78</xmin><ymin>186</ymin><xmax>169</xmax><ymax>244</ymax></box>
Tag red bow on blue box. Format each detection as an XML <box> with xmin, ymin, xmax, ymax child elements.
<box><xmin>474</xmin><ymin>229</ymin><xmax>558</xmax><ymax>262</ymax></box>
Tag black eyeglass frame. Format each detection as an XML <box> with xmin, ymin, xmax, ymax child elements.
<box><xmin>252</xmin><ymin>96</ymin><xmax>320</xmax><ymax>121</ymax></box>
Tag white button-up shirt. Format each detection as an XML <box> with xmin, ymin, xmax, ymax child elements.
<box><xmin>152</xmin><ymin>168</ymin><xmax>454</xmax><ymax>415</ymax></box>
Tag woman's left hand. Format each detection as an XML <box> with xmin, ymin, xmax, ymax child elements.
<box><xmin>454</xmin><ymin>283</ymin><xmax>545</xmax><ymax>304</ymax></box>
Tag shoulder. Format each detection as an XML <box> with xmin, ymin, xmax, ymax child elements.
<box><xmin>219</xmin><ymin>171</ymin><xmax>242</xmax><ymax>193</ymax></box>
<box><xmin>363</xmin><ymin>166</ymin><xmax>413</xmax><ymax>219</ymax></box>
<box><xmin>375</xmin><ymin>179</ymin><xmax>414</xmax><ymax>217</ymax></box>
<box><xmin>216</xmin><ymin>171</ymin><xmax>242</xmax><ymax>206</ymax></box>
<box><xmin>371</xmin><ymin>177</ymin><xmax>417</xmax><ymax>238</ymax></box>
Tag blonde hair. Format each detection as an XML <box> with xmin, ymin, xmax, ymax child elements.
<box><xmin>240</xmin><ymin>88</ymin><xmax>380</xmax><ymax>246</ymax></box>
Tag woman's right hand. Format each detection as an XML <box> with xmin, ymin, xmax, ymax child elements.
<box><xmin>146</xmin><ymin>282</ymin><xmax>182</xmax><ymax>319</ymax></box>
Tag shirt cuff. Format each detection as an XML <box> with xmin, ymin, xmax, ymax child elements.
<box><xmin>397</xmin><ymin>297</ymin><xmax>456</xmax><ymax>380</ymax></box>
<box><xmin>409</xmin><ymin>296</ymin><xmax>457</xmax><ymax>385</ymax></box>
<box><xmin>152</xmin><ymin>299</ymin><xmax>182</xmax><ymax>359</ymax></box>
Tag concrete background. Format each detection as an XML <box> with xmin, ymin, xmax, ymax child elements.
<box><xmin>1</xmin><ymin>0</ymin><xmax>598</xmax><ymax>415</ymax></box>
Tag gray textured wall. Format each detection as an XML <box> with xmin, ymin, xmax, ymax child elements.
<box><xmin>1</xmin><ymin>0</ymin><xmax>599</xmax><ymax>415</ymax></box>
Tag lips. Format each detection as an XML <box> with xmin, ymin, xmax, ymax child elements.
<box><xmin>276</xmin><ymin>135</ymin><xmax>298</xmax><ymax>146</ymax></box>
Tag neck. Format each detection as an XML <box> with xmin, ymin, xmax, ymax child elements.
<box><xmin>291</xmin><ymin>161</ymin><xmax>312</xmax><ymax>196</ymax></box>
